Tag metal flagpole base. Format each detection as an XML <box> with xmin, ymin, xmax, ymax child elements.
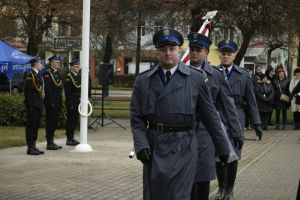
<box><xmin>71</xmin><ymin>144</ymin><xmax>93</xmax><ymax>152</ymax></box>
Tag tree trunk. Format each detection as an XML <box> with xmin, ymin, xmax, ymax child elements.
<box><xmin>103</xmin><ymin>32</ymin><xmax>113</xmax><ymax>64</ymax></box>
<box><xmin>27</xmin><ymin>35</ymin><xmax>39</xmax><ymax>56</ymax></box>
<box><xmin>135</xmin><ymin>10</ymin><xmax>142</xmax><ymax>77</ymax></box>
<box><xmin>235</xmin><ymin>31</ymin><xmax>253</xmax><ymax>66</ymax></box>
<box><xmin>190</xmin><ymin>7</ymin><xmax>202</xmax><ymax>32</ymax></box>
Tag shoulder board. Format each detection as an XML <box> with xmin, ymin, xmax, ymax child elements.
<box><xmin>211</xmin><ymin>65</ymin><xmax>224</xmax><ymax>73</ymax></box>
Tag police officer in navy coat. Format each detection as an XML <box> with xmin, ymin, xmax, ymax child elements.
<box><xmin>24</xmin><ymin>57</ymin><xmax>44</xmax><ymax>155</ymax></box>
<box><xmin>130</xmin><ymin>29</ymin><xmax>230</xmax><ymax>200</ymax></box>
<box><xmin>44</xmin><ymin>55</ymin><xmax>63</xmax><ymax>150</ymax></box>
<box><xmin>216</xmin><ymin>40</ymin><xmax>262</xmax><ymax>200</ymax></box>
<box><xmin>188</xmin><ymin>33</ymin><xmax>242</xmax><ymax>200</ymax></box>
<box><xmin>64</xmin><ymin>60</ymin><xmax>81</xmax><ymax>146</ymax></box>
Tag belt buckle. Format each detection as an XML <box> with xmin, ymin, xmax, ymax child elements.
<box><xmin>157</xmin><ymin>123</ymin><xmax>164</xmax><ymax>133</ymax></box>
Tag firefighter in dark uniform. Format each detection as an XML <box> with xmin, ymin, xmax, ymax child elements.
<box><xmin>216</xmin><ymin>40</ymin><xmax>262</xmax><ymax>200</ymax></box>
<box><xmin>64</xmin><ymin>59</ymin><xmax>81</xmax><ymax>146</ymax></box>
<box><xmin>188</xmin><ymin>33</ymin><xmax>242</xmax><ymax>200</ymax></box>
<box><xmin>44</xmin><ymin>55</ymin><xmax>63</xmax><ymax>150</ymax></box>
<box><xmin>130</xmin><ymin>29</ymin><xmax>230</xmax><ymax>200</ymax></box>
<box><xmin>24</xmin><ymin>57</ymin><xmax>44</xmax><ymax>155</ymax></box>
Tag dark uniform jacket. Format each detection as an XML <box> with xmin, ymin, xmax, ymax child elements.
<box><xmin>131</xmin><ymin>62</ymin><xmax>230</xmax><ymax>200</ymax></box>
<box><xmin>255</xmin><ymin>81</ymin><xmax>275</xmax><ymax>112</ymax></box>
<box><xmin>193</xmin><ymin>62</ymin><xmax>242</xmax><ymax>182</ymax></box>
<box><xmin>24</xmin><ymin>70</ymin><xmax>43</xmax><ymax>109</ymax></box>
<box><xmin>272</xmin><ymin>76</ymin><xmax>290</xmax><ymax>110</ymax></box>
<box><xmin>43</xmin><ymin>68</ymin><xmax>62</xmax><ymax>109</ymax></box>
<box><xmin>218</xmin><ymin>64</ymin><xmax>261</xmax><ymax>129</ymax></box>
<box><xmin>64</xmin><ymin>72</ymin><xmax>81</xmax><ymax>109</ymax></box>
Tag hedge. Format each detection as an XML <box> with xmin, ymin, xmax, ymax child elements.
<box><xmin>0</xmin><ymin>93</ymin><xmax>67</xmax><ymax>128</ymax></box>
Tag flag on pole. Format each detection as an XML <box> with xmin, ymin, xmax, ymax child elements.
<box><xmin>180</xmin><ymin>11</ymin><xmax>217</xmax><ymax>65</ymax></box>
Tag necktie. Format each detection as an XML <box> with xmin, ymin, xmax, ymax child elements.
<box><xmin>225</xmin><ymin>68</ymin><xmax>229</xmax><ymax>77</ymax></box>
<box><xmin>166</xmin><ymin>71</ymin><xmax>171</xmax><ymax>83</ymax></box>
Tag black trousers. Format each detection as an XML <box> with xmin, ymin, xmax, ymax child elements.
<box><xmin>66</xmin><ymin>107</ymin><xmax>79</xmax><ymax>140</ymax></box>
<box><xmin>244</xmin><ymin>107</ymin><xmax>251</xmax><ymax>128</ymax></box>
<box><xmin>294</xmin><ymin>111</ymin><xmax>300</xmax><ymax>124</ymax></box>
<box><xmin>45</xmin><ymin>106</ymin><xmax>61</xmax><ymax>139</ymax></box>
<box><xmin>26</xmin><ymin>107</ymin><xmax>42</xmax><ymax>146</ymax></box>
<box><xmin>275</xmin><ymin>109</ymin><xmax>287</xmax><ymax>127</ymax></box>
<box><xmin>259</xmin><ymin>112</ymin><xmax>271</xmax><ymax>129</ymax></box>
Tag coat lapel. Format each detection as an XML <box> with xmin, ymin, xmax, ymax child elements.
<box><xmin>157</xmin><ymin>62</ymin><xmax>189</xmax><ymax>101</ymax></box>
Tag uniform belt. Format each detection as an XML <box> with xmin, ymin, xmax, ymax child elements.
<box><xmin>148</xmin><ymin>122</ymin><xmax>193</xmax><ymax>133</ymax></box>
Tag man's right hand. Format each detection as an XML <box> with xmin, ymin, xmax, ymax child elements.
<box><xmin>219</xmin><ymin>154</ymin><xmax>229</xmax><ymax>165</ymax></box>
<box><xmin>136</xmin><ymin>149</ymin><xmax>150</xmax><ymax>164</ymax></box>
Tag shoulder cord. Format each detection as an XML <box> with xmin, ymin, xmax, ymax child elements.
<box><xmin>68</xmin><ymin>74</ymin><xmax>81</xmax><ymax>89</ymax></box>
<box><xmin>31</xmin><ymin>73</ymin><xmax>43</xmax><ymax>92</ymax></box>
<box><xmin>48</xmin><ymin>70</ymin><xmax>62</xmax><ymax>87</ymax></box>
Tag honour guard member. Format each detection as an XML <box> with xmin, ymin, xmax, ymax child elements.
<box><xmin>188</xmin><ymin>33</ymin><xmax>242</xmax><ymax>200</ymax></box>
<box><xmin>44</xmin><ymin>55</ymin><xmax>63</xmax><ymax>150</ymax></box>
<box><xmin>24</xmin><ymin>57</ymin><xmax>44</xmax><ymax>155</ymax></box>
<box><xmin>64</xmin><ymin>59</ymin><xmax>81</xmax><ymax>146</ymax></box>
<box><xmin>130</xmin><ymin>29</ymin><xmax>230</xmax><ymax>200</ymax></box>
<box><xmin>216</xmin><ymin>40</ymin><xmax>262</xmax><ymax>200</ymax></box>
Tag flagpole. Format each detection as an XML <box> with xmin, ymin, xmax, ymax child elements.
<box><xmin>72</xmin><ymin>0</ymin><xmax>93</xmax><ymax>152</ymax></box>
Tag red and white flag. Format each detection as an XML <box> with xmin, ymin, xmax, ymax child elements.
<box><xmin>180</xmin><ymin>19</ymin><xmax>214</xmax><ymax>65</ymax></box>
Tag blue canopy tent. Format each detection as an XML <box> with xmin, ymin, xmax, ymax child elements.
<box><xmin>0</xmin><ymin>40</ymin><xmax>44</xmax><ymax>93</ymax></box>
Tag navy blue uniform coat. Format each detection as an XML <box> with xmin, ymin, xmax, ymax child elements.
<box><xmin>130</xmin><ymin>62</ymin><xmax>230</xmax><ymax>200</ymax></box>
<box><xmin>218</xmin><ymin>64</ymin><xmax>261</xmax><ymax>157</ymax></box>
<box><xmin>194</xmin><ymin>62</ymin><xmax>242</xmax><ymax>182</ymax></box>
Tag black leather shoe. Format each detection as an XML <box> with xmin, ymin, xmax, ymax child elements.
<box><xmin>27</xmin><ymin>148</ymin><xmax>40</xmax><ymax>155</ymax></box>
<box><xmin>34</xmin><ymin>147</ymin><xmax>44</xmax><ymax>154</ymax></box>
<box><xmin>66</xmin><ymin>140</ymin><xmax>78</xmax><ymax>146</ymax></box>
<box><xmin>215</xmin><ymin>188</ymin><xmax>225</xmax><ymax>200</ymax></box>
<box><xmin>53</xmin><ymin>143</ymin><xmax>63</xmax><ymax>149</ymax></box>
<box><xmin>224</xmin><ymin>189</ymin><xmax>233</xmax><ymax>200</ymax></box>
<box><xmin>72</xmin><ymin>139</ymin><xmax>80</xmax><ymax>145</ymax></box>
<box><xmin>46</xmin><ymin>144</ymin><xmax>60</xmax><ymax>150</ymax></box>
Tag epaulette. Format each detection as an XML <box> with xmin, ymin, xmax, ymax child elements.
<box><xmin>65</xmin><ymin>73</ymin><xmax>71</xmax><ymax>81</ymax></box>
<box><xmin>212</xmin><ymin>65</ymin><xmax>224</xmax><ymax>74</ymax></box>
<box><xmin>25</xmin><ymin>72</ymin><xmax>33</xmax><ymax>80</ymax></box>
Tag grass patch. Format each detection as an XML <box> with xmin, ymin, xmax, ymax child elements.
<box><xmin>90</xmin><ymin>100</ymin><xmax>130</xmax><ymax>118</ymax></box>
<box><xmin>270</xmin><ymin>108</ymin><xmax>294</xmax><ymax>124</ymax></box>
<box><xmin>0</xmin><ymin>126</ymin><xmax>66</xmax><ymax>149</ymax></box>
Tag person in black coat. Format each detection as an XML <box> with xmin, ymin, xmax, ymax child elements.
<box><xmin>272</xmin><ymin>68</ymin><xmax>290</xmax><ymax>130</ymax></box>
<box><xmin>23</xmin><ymin>57</ymin><xmax>44</xmax><ymax>155</ymax></box>
<box><xmin>255</xmin><ymin>74</ymin><xmax>275</xmax><ymax>130</ymax></box>
<box><xmin>43</xmin><ymin>55</ymin><xmax>63</xmax><ymax>150</ymax></box>
<box><xmin>64</xmin><ymin>60</ymin><xmax>81</xmax><ymax>146</ymax></box>
<box><xmin>265</xmin><ymin>66</ymin><xmax>275</xmax><ymax>125</ymax></box>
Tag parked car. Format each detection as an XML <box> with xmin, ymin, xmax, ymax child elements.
<box><xmin>0</xmin><ymin>73</ymin><xmax>25</xmax><ymax>93</ymax></box>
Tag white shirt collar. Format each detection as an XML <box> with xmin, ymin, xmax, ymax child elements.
<box><xmin>51</xmin><ymin>67</ymin><xmax>57</xmax><ymax>72</ymax></box>
<box><xmin>191</xmin><ymin>65</ymin><xmax>201</xmax><ymax>71</ymax></box>
<box><xmin>162</xmin><ymin>65</ymin><xmax>178</xmax><ymax>76</ymax></box>
<box><xmin>33</xmin><ymin>68</ymin><xmax>39</xmax><ymax>74</ymax></box>
<box><xmin>223</xmin><ymin>64</ymin><xmax>234</xmax><ymax>73</ymax></box>
<box><xmin>71</xmin><ymin>71</ymin><xmax>78</xmax><ymax>76</ymax></box>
